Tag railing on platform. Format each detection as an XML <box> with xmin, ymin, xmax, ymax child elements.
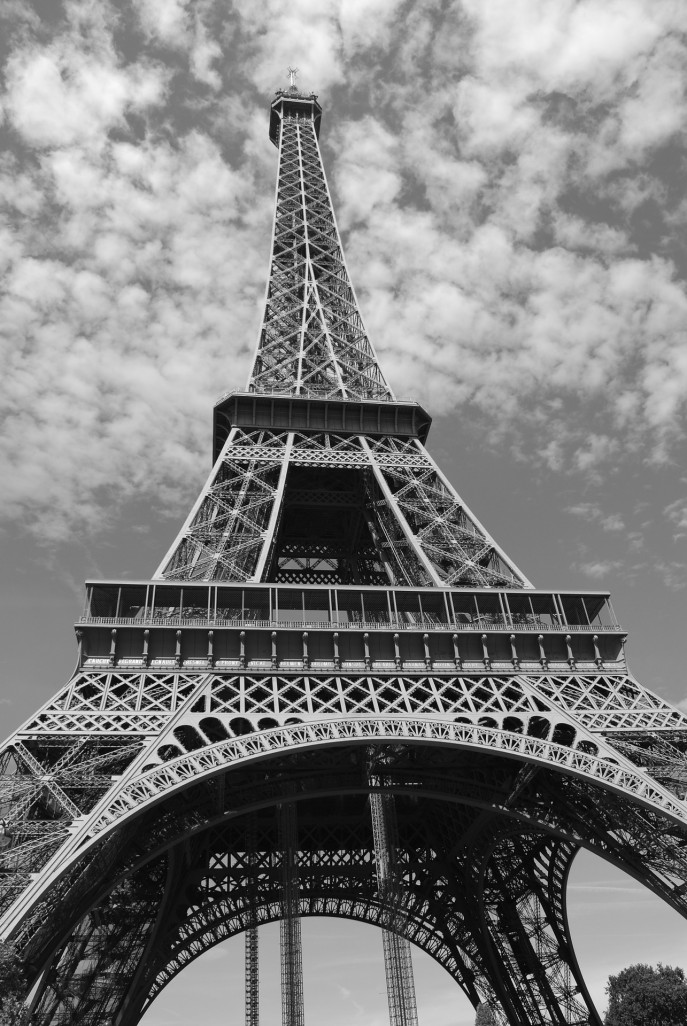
<box><xmin>76</xmin><ymin>615</ymin><xmax>623</xmax><ymax>632</ymax></box>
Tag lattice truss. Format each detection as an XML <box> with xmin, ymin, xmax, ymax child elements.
<box><xmin>156</xmin><ymin>430</ymin><xmax>528</xmax><ymax>587</ymax></box>
<box><xmin>153</xmin><ymin>100</ymin><xmax>530</xmax><ymax>587</ymax></box>
<box><xmin>16</xmin><ymin>662</ymin><xmax>687</xmax><ymax>739</ymax></box>
<box><xmin>249</xmin><ymin>111</ymin><xmax>391</xmax><ymax>400</ymax></box>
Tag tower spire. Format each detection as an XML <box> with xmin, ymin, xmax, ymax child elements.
<box><xmin>251</xmin><ymin>86</ymin><xmax>393</xmax><ymax>401</ymax></box>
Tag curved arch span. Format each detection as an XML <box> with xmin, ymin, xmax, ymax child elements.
<box><xmin>20</xmin><ymin>730</ymin><xmax>687</xmax><ymax>1026</ymax></box>
<box><xmin>142</xmin><ymin>895</ymin><xmax>474</xmax><ymax>1014</ymax></box>
<box><xmin>6</xmin><ymin>715</ymin><xmax>687</xmax><ymax>949</ymax></box>
<box><xmin>90</xmin><ymin>715</ymin><xmax>687</xmax><ymax>840</ymax></box>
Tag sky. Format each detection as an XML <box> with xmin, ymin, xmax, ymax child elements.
<box><xmin>0</xmin><ymin>0</ymin><xmax>686</xmax><ymax>1021</ymax></box>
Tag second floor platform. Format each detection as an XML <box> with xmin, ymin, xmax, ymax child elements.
<box><xmin>75</xmin><ymin>581</ymin><xmax>626</xmax><ymax>674</ymax></box>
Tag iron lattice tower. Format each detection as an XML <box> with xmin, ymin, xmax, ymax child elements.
<box><xmin>3</xmin><ymin>85</ymin><xmax>687</xmax><ymax>1026</ymax></box>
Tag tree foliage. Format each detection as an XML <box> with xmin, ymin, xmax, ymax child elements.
<box><xmin>475</xmin><ymin>1001</ymin><xmax>496</xmax><ymax>1024</ymax></box>
<box><xmin>605</xmin><ymin>963</ymin><xmax>687</xmax><ymax>1026</ymax></box>
<box><xmin>0</xmin><ymin>941</ymin><xmax>29</xmax><ymax>1024</ymax></box>
<box><xmin>0</xmin><ymin>993</ymin><xmax>30</xmax><ymax>1026</ymax></box>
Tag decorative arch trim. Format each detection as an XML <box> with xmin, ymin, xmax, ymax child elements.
<box><xmin>143</xmin><ymin>896</ymin><xmax>476</xmax><ymax>1014</ymax></box>
<box><xmin>90</xmin><ymin>715</ymin><xmax>686</xmax><ymax>839</ymax></box>
<box><xmin>4</xmin><ymin>716</ymin><xmax>686</xmax><ymax>944</ymax></box>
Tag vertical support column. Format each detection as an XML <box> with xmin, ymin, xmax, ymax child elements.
<box><xmin>278</xmin><ymin>800</ymin><xmax>304</xmax><ymax>1026</ymax></box>
<box><xmin>245</xmin><ymin>814</ymin><xmax>259</xmax><ymax>1026</ymax></box>
<box><xmin>369</xmin><ymin>784</ymin><xmax>419</xmax><ymax>1026</ymax></box>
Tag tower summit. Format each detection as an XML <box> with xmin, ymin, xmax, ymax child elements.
<box><xmin>3</xmin><ymin>87</ymin><xmax>687</xmax><ymax>1026</ymax></box>
<box><xmin>261</xmin><ymin>80</ymin><xmax>386</xmax><ymax>401</ymax></box>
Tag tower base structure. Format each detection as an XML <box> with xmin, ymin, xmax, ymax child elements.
<box><xmin>2</xmin><ymin>581</ymin><xmax>687</xmax><ymax>1025</ymax></box>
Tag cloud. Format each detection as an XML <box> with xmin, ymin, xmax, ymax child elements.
<box><xmin>0</xmin><ymin>0</ymin><xmax>685</xmax><ymax>553</ymax></box>
<box><xmin>567</xmin><ymin>503</ymin><xmax>604</xmax><ymax>521</ymax></box>
<box><xmin>600</xmin><ymin>515</ymin><xmax>625</xmax><ymax>533</ymax></box>
<box><xmin>665</xmin><ymin>498</ymin><xmax>687</xmax><ymax>539</ymax></box>
<box><xmin>0</xmin><ymin>3</ymin><xmax>276</xmax><ymax>542</ymax></box>
<box><xmin>331</xmin><ymin>2</ymin><xmax>687</xmax><ymax>470</ymax></box>
<box><xmin>5</xmin><ymin>32</ymin><xmax>168</xmax><ymax>149</ymax></box>
<box><xmin>189</xmin><ymin>16</ymin><xmax>222</xmax><ymax>90</ymax></box>
<box><xmin>230</xmin><ymin>0</ymin><xmax>346</xmax><ymax>95</ymax></box>
<box><xmin>654</xmin><ymin>561</ymin><xmax>687</xmax><ymax>591</ymax></box>
<box><xmin>567</xmin><ymin>505</ymin><xmax>626</xmax><ymax>533</ymax></box>
<box><xmin>575</xmin><ymin>560</ymin><xmax>625</xmax><ymax>580</ymax></box>
<box><xmin>137</xmin><ymin>0</ymin><xmax>191</xmax><ymax>47</ymax></box>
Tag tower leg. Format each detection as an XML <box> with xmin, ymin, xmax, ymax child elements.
<box><xmin>278</xmin><ymin>801</ymin><xmax>304</xmax><ymax>1026</ymax></box>
<box><xmin>463</xmin><ymin>829</ymin><xmax>601</xmax><ymax>1026</ymax></box>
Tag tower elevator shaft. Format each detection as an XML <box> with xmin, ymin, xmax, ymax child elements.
<box><xmin>370</xmin><ymin>784</ymin><xmax>419</xmax><ymax>1026</ymax></box>
<box><xmin>245</xmin><ymin>814</ymin><xmax>259</xmax><ymax>1026</ymax></box>
<box><xmin>279</xmin><ymin>801</ymin><xmax>305</xmax><ymax>1026</ymax></box>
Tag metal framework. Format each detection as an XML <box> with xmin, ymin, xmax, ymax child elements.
<box><xmin>245</xmin><ymin>813</ymin><xmax>259</xmax><ymax>1026</ymax></box>
<box><xmin>370</xmin><ymin>780</ymin><xmax>419</xmax><ymax>1026</ymax></box>
<box><xmin>2</xmin><ymin>80</ymin><xmax>687</xmax><ymax>1026</ymax></box>
<box><xmin>278</xmin><ymin>800</ymin><xmax>304</xmax><ymax>1026</ymax></box>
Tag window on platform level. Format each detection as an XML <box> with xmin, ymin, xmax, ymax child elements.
<box><xmin>215</xmin><ymin>587</ymin><xmax>254</xmax><ymax>622</ymax></box>
<box><xmin>303</xmin><ymin>589</ymin><xmax>330</xmax><ymax>623</ymax></box>
<box><xmin>579</xmin><ymin>595</ymin><xmax>615</xmax><ymax>627</ymax></box>
<box><xmin>392</xmin><ymin>591</ymin><xmax>422</xmax><ymax>625</ymax></box>
<box><xmin>418</xmin><ymin>591</ymin><xmax>449</xmax><ymax>625</ymax></box>
<box><xmin>120</xmin><ymin>585</ymin><xmax>148</xmax><ymax>619</ymax></box>
<box><xmin>558</xmin><ymin>594</ymin><xmax>591</xmax><ymax>627</ymax></box>
<box><xmin>151</xmin><ymin>586</ymin><xmax>182</xmax><ymax>620</ymax></box>
<box><xmin>449</xmin><ymin>592</ymin><xmax>478</xmax><ymax>625</ymax></box>
<box><xmin>181</xmin><ymin>591</ymin><xmax>211</xmax><ymax>619</ymax></box>
<box><xmin>274</xmin><ymin>588</ymin><xmax>304</xmax><ymax>623</ymax></box>
<box><xmin>89</xmin><ymin>585</ymin><xmax>119</xmax><ymax>617</ymax></box>
<box><xmin>526</xmin><ymin>593</ymin><xmax>563</xmax><ymax>628</ymax></box>
<box><xmin>242</xmin><ymin>589</ymin><xmax>271</xmax><ymax>622</ymax></box>
<box><xmin>360</xmin><ymin>590</ymin><xmax>391</xmax><ymax>625</ymax></box>
<box><xmin>472</xmin><ymin>593</ymin><xmax>506</xmax><ymax>627</ymax></box>
<box><xmin>335</xmin><ymin>590</ymin><xmax>364</xmax><ymax>624</ymax></box>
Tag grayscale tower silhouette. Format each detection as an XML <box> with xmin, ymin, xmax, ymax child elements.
<box><xmin>2</xmin><ymin>81</ymin><xmax>687</xmax><ymax>1026</ymax></box>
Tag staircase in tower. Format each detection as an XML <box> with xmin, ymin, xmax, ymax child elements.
<box><xmin>3</xmin><ymin>82</ymin><xmax>687</xmax><ymax>1026</ymax></box>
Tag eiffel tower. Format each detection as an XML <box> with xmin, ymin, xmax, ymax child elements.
<box><xmin>2</xmin><ymin>80</ymin><xmax>687</xmax><ymax>1026</ymax></box>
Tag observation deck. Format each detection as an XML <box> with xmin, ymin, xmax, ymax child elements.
<box><xmin>75</xmin><ymin>580</ymin><xmax>625</xmax><ymax>676</ymax></box>
<box><xmin>212</xmin><ymin>391</ymin><xmax>432</xmax><ymax>461</ymax></box>
<box><xmin>269</xmin><ymin>88</ymin><xmax>322</xmax><ymax>146</ymax></box>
